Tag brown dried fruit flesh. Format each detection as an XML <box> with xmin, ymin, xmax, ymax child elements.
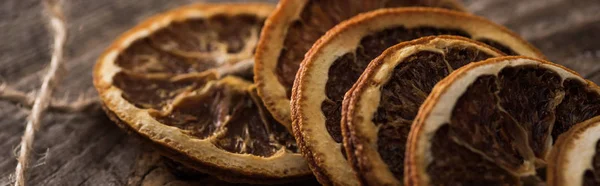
<box><xmin>291</xmin><ymin>8</ymin><xmax>544</xmax><ymax>186</ymax></box>
<box><xmin>93</xmin><ymin>3</ymin><xmax>311</xmax><ymax>183</ymax></box>
<box><xmin>547</xmin><ymin>116</ymin><xmax>600</xmax><ymax>186</ymax></box>
<box><xmin>254</xmin><ymin>0</ymin><xmax>466</xmax><ymax>128</ymax></box>
<box><xmin>406</xmin><ymin>56</ymin><xmax>600</xmax><ymax>185</ymax></box>
<box><xmin>342</xmin><ymin>36</ymin><xmax>506</xmax><ymax>185</ymax></box>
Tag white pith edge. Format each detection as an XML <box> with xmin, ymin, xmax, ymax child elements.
<box><xmin>552</xmin><ymin>116</ymin><xmax>600</xmax><ymax>186</ymax></box>
<box><xmin>294</xmin><ymin>9</ymin><xmax>544</xmax><ymax>186</ymax></box>
<box><xmin>95</xmin><ymin>4</ymin><xmax>310</xmax><ymax>178</ymax></box>
<box><xmin>255</xmin><ymin>0</ymin><xmax>308</xmax><ymax>126</ymax></box>
<box><xmin>413</xmin><ymin>58</ymin><xmax>584</xmax><ymax>184</ymax></box>
<box><xmin>352</xmin><ymin>38</ymin><xmax>504</xmax><ymax>185</ymax></box>
<box><xmin>294</xmin><ymin>20</ymin><xmax>363</xmax><ymax>186</ymax></box>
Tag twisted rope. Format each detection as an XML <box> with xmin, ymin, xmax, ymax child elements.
<box><xmin>14</xmin><ymin>0</ymin><xmax>66</xmax><ymax>185</ymax></box>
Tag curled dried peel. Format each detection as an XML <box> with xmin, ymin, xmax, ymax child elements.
<box><xmin>548</xmin><ymin>116</ymin><xmax>600</xmax><ymax>186</ymax></box>
<box><xmin>93</xmin><ymin>3</ymin><xmax>310</xmax><ymax>183</ymax></box>
<box><xmin>342</xmin><ymin>36</ymin><xmax>506</xmax><ymax>185</ymax></box>
<box><xmin>291</xmin><ymin>8</ymin><xmax>544</xmax><ymax>186</ymax></box>
<box><xmin>407</xmin><ymin>56</ymin><xmax>600</xmax><ymax>185</ymax></box>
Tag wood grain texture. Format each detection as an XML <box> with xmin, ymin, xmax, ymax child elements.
<box><xmin>1</xmin><ymin>0</ymin><xmax>599</xmax><ymax>185</ymax></box>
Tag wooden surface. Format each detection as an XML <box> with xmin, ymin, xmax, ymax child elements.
<box><xmin>1</xmin><ymin>0</ymin><xmax>599</xmax><ymax>185</ymax></box>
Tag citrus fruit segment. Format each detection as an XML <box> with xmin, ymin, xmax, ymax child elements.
<box><xmin>342</xmin><ymin>36</ymin><xmax>505</xmax><ymax>185</ymax></box>
<box><xmin>291</xmin><ymin>8</ymin><xmax>544</xmax><ymax>186</ymax></box>
<box><xmin>93</xmin><ymin>3</ymin><xmax>311</xmax><ymax>183</ymax></box>
<box><xmin>407</xmin><ymin>56</ymin><xmax>600</xmax><ymax>185</ymax></box>
<box><xmin>548</xmin><ymin>116</ymin><xmax>600</xmax><ymax>186</ymax></box>
<box><xmin>112</xmin><ymin>72</ymin><xmax>217</xmax><ymax>110</ymax></box>
<box><xmin>254</xmin><ymin>0</ymin><xmax>465</xmax><ymax>127</ymax></box>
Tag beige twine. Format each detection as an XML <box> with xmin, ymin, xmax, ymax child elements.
<box><xmin>0</xmin><ymin>83</ymin><xmax>99</xmax><ymax>113</ymax></box>
<box><xmin>14</xmin><ymin>0</ymin><xmax>66</xmax><ymax>185</ymax></box>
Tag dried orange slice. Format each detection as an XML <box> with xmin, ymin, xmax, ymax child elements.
<box><xmin>406</xmin><ymin>56</ymin><xmax>600</xmax><ymax>185</ymax></box>
<box><xmin>342</xmin><ymin>36</ymin><xmax>505</xmax><ymax>185</ymax></box>
<box><xmin>93</xmin><ymin>3</ymin><xmax>311</xmax><ymax>183</ymax></box>
<box><xmin>254</xmin><ymin>0</ymin><xmax>465</xmax><ymax>127</ymax></box>
<box><xmin>548</xmin><ymin>115</ymin><xmax>600</xmax><ymax>186</ymax></box>
<box><xmin>291</xmin><ymin>8</ymin><xmax>544</xmax><ymax>186</ymax></box>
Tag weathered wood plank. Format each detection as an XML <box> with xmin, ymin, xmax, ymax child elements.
<box><xmin>464</xmin><ymin>0</ymin><xmax>600</xmax><ymax>83</ymax></box>
<box><xmin>1</xmin><ymin>0</ymin><xmax>599</xmax><ymax>185</ymax></box>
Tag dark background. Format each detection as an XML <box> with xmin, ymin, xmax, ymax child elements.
<box><xmin>1</xmin><ymin>0</ymin><xmax>599</xmax><ymax>185</ymax></box>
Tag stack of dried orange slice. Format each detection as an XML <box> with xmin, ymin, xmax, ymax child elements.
<box><xmin>291</xmin><ymin>7</ymin><xmax>546</xmax><ymax>185</ymax></box>
<box><xmin>93</xmin><ymin>1</ymin><xmax>600</xmax><ymax>185</ymax></box>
